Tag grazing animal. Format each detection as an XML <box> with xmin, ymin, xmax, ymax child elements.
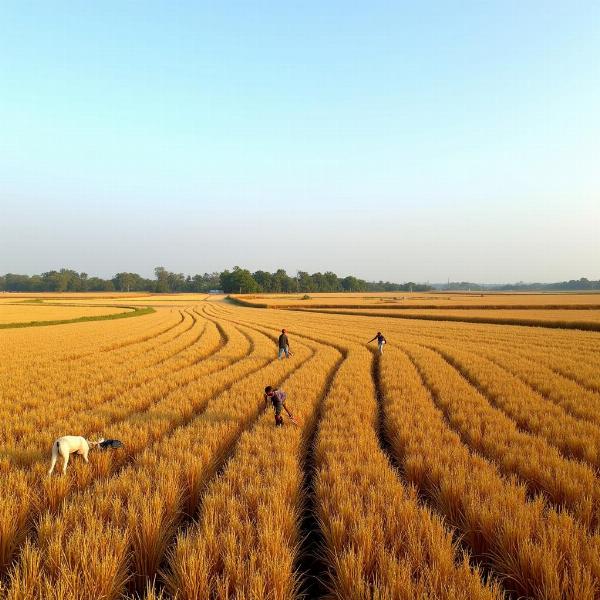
<box><xmin>48</xmin><ymin>436</ymin><xmax>104</xmax><ymax>475</ymax></box>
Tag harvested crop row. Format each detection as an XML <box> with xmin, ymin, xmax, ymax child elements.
<box><xmin>445</xmin><ymin>339</ymin><xmax>600</xmax><ymax>428</ymax></box>
<box><xmin>0</xmin><ymin>308</ymin><xmax>190</xmax><ymax>408</ymax></box>
<box><xmin>311</xmin><ymin>341</ymin><xmax>499</xmax><ymax>599</ymax></box>
<box><xmin>296</xmin><ymin>307</ymin><xmax>600</xmax><ymax>331</ymax></box>
<box><xmin>0</xmin><ymin>310</ymin><xmax>206</xmax><ymax>439</ymax></box>
<box><xmin>0</xmin><ymin>318</ymin><xmax>262</xmax><ymax>576</ymax></box>
<box><xmin>0</xmin><ymin>311</ymin><xmax>216</xmax><ymax>457</ymax></box>
<box><xmin>403</xmin><ymin>343</ymin><xmax>600</xmax><ymax>530</ymax></box>
<box><xmin>425</xmin><ymin>342</ymin><xmax>600</xmax><ymax>471</ymax></box>
<box><xmin>379</xmin><ymin>346</ymin><xmax>600</xmax><ymax>599</ymax></box>
<box><xmin>281</xmin><ymin>305</ymin><xmax>600</xmax><ymax>359</ymax></box>
<box><xmin>4</xmin><ymin>332</ymin><xmax>317</xmax><ymax>599</ymax></box>
<box><xmin>164</xmin><ymin>339</ymin><xmax>342</xmax><ymax>599</ymax></box>
<box><xmin>205</xmin><ymin>305</ymin><xmax>501</xmax><ymax>599</ymax></box>
<box><xmin>304</xmin><ymin>310</ymin><xmax>600</xmax><ymax>370</ymax></box>
<box><xmin>251</xmin><ymin>305</ymin><xmax>599</xmax><ymax>410</ymax></box>
<box><xmin>506</xmin><ymin>347</ymin><xmax>600</xmax><ymax>394</ymax></box>
<box><xmin>0</xmin><ymin>304</ymin><xmax>175</xmax><ymax>370</ymax></box>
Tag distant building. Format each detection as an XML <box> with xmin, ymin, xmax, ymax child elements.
<box><xmin>208</xmin><ymin>289</ymin><xmax>224</xmax><ymax>294</ymax></box>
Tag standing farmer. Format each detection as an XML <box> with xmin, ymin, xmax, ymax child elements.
<box><xmin>264</xmin><ymin>386</ymin><xmax>295</xmax><ymax>427</ymax></box>
<box><xmin>278</xmin><ymin>328</ymin><xmax>290</xmax><ymax>359</ymax></box>
<box><xmin>368</xmin><ymin>331</ymin><xmax>387</xmax><ymax>354</ymax></box>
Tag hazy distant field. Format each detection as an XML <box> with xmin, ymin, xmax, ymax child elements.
<box><xmin>1</xmin><ymin>294</ymin><xmax>599</xmax><ymax>599</ymax></box>
<box><xmin>296</xmin><ymin>306</ymin><xmax>600</xmax><ymax>331</ymax></box>
<box><xmin>0</xmin><ymin>303</ymin><xmax>133</xmax><ymax>324</ymax></box>
<box><xmin>233</xmin><ymin>290</ymin><xmax>600</xmax><ymax>308</ymax></box>
<box><xmin>21</xmin><ymin>293</ymin><xmax>213</xmax><ymax>306</ymax></box>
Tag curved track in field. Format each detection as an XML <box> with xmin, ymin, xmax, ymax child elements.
<box><xmin>0</xmin><ymin>309</ymin><xmax>189</xmax><ymax>409</ymax></box>
<box><xmin>2</xmin><ymin>309</ymin><xmax>320</xmax><ymax>594</ymax></box>
<box><xmin>0</xmin><ymin>310</ymin><xmax>209</xmax><ymax>439</ymax></box>
<box><xmin>214</xmin><ymin>311</ymin><xmax>600</xmax><ymax>597</ymax></box>
<box><xmin>3</xmin><ymin>301</ymin><xmax>599</xmax><ymax>599</ymax></box>
<box><xmin>0</xmin><ymin>311</ymin><xmax>273</xmax><ymax>577</ymax></box>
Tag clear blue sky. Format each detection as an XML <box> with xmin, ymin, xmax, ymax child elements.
<box><xmin>1</xmin><ymin>1</ymin><xmax>598</xmax><ymax>283</ymax></box>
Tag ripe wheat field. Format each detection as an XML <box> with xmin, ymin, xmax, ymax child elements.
<box><xmin>0</xmin><ymin>296</ymin><xmax>599</xmax><ymax>599</ymax></box>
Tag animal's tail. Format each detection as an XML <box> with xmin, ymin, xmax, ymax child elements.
<box><xmin>55</xmin><ymin>440</ymin><xmax>60</xmax><ymax>448</ymax></box>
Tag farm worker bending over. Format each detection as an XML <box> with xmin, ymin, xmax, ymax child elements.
<box><xmin>278</xmin><ymin>328</ymin><xmax>290</xmax><ymax>359</ymax></box>
<box><xmin>368</xmin><ymin>331</ymin><xmax>387</xmax><ymax>354</ymax></box>
<box><xmin>264</xmin><ymin>386</ymin><xmax>294</xmax><ymax>427</ymax></box>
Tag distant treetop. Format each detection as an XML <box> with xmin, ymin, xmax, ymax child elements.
<box><xmin>0</xmin><ymin>267</ymin><xmax>431</xmax><ymax>294</ymax></box>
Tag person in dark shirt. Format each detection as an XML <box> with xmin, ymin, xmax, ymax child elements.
<box><xmin>264</xmin><ymin>386</ymin><xmax>294</xmax><ymax>426</ymax></box>
<box><xmin>368</xmin><ymin>331</ymin><xmax>387</xmax><ymax>354</ymax></box>
<box><xmin>278</xmin><ymin>328</ymin><xmax>290</xmax><ymax>359</ymax></box>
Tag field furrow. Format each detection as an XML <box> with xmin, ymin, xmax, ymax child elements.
<box><xmin>424</xmin><ymin>342</ymin><xmax>600</xmax><ymax>470</ymax></box>
<box><xmin>0</xmin><ymin>319</ymin><xmax>267</xmax><ymax>577</ymax></box>
<box><xmin>2</xmin><ymin>297</ymin><xmax>599</xmax><ymax>598</ymax></box>
<box><xmin>204</xmin><ymin>305</ymin><xmax>501</xmax><ymax>599</ymax></box>
<box><xmin>5</xmin><ymin>331</ymin><xmax>316</xmax><ymax>598</ymax></box>
<box><xmin>458</xmin><ymin>342</ymin><xmax>600</xmax><ymax>427</ymax></box>
<box><xmin>0</xmin><ymin>309</ymin><xmax>190</xmax><ymax>409</ymax></box>
<box><xmin>379</xmin><ymin>345</ymin><xmax>600</xmax><ymax>599</ymax></box>
<box><xmin>311</xmin><ymin>341</ymin><xmax>500</xmax><ymax>599</ymax></box>
<box><xmin>0</xmin><ymin>311</ymin><xmax>215</xmax><ymax>456</ymax></box>
<box><xmin>163</xmin><ymin>326</ymin><xmax>343</xmax><ymax>599</ymax></box>
<box><xmin>403</xmin><ymin>343</ymin><xmax>600</xmax><ymax>529</ymax></box>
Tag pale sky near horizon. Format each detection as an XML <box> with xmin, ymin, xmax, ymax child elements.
<box><xmin>1</xmin><ymin>1</ymin><xmax>598</xmax><ymax>283</ymax></box>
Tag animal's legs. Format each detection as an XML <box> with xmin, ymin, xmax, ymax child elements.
<box><xmin>61</xmin><ymin>451</ymin><xmax>70</xmax><ymax>475</ymax></box>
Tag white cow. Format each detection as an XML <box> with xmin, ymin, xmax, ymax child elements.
<box><xmin>48</xmin><ymin>436</ymin><xmax>104</xmax><ymax>475</ymax></box>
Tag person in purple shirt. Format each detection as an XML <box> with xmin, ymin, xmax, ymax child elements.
<box><xmin>368</xmin><ymin>331</ymin><xmax>387</xmax><ymax>354</ymax></box>
<box><xmin>264</xmin><ymin>385</ymin><xmax>295</xmax><ymax>427</ymax></box>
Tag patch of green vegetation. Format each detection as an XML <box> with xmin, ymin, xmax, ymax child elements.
<box><xmin>0</xmin><ymin>306</ymin><xmax>155</xmax><ymax>329</ymax></box>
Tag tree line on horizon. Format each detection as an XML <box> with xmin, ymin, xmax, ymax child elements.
<box><xmin>0</xmin><ymin>267</ymin><xmax>431</xmax><ymax>294</ymax></box>
<box><xmin>2</xmin><ymin>268</ymin><xmax>597</xmax><ymax>295</ymax></box>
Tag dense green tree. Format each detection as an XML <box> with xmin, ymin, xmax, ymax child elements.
<box><xmin>167</xmin><ymin>271</ymin><xmax>187</xmax><ymax>292</ymax></box>
<box><xmin>154</xmin><ymin>267</ymin><xmax>170</xmax><ymax>293</ymax></box>
<box><xmin>3</xmin><ymin>274</ymin><xmax>31</xmax><ymax>291</ymax></box>
<box><xmin>297</xmin><ymin>271</ymin><xmax>313</xmax><ymax>293</ymax></box>
<box><xmin>271</xmin><ymin>269</ymin><xmax>292</xmax><ymax>293</ymax></box>
<box><xmin>87</xmin><ymin>277</ymin><xmax>114</xmax><ymax>291</ymax></box>
<box><xmin>252</xmin><ymin>270</ymin><xmax>272</xmax><ymax>292</ymax></box>
<box><xmin>342</xmin><ymin>275</ymin><xmax>365</xmax><ymax>292</ymax></box>
<box><xmin>190</xmin><ymin>272</ymin><xmax>220</xmax><ymax>292</ymax></box>
<box><xmin>220</xmin><ymin>267</ymin><xmax>259</xmax><ymax>293</ymax></box>
<box><xmin>113</xmin><ymin>272</ymin><xmax>135</xmax><ymax>292</ymax></box>
<box><xmin>323</xmin><ymin>271</ymin><xmax>341</xmax><ymax>292</ymax></box>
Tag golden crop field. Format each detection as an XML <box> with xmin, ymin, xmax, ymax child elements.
<box><xmin>297</xmin><ymin>307</ymin><xmax>600</xmax><ymax>331</ymax></box>
<box><xmin>233</xmin><ymin>291</ymin><xmax>600</xmax><ymax>308</ymax></box>
<box><xmin>314</xmin><ymin>307</ymin><xmax>600</xmax><ymax>321</ymax></box>
<box><xmin>0</xmin><ymin>304</ymin><xmax>134</xmax><ymax>325</ymax></box>
<box><xmin>0</xmin><ymin>293</ymin><xmax>146</xmax><ymax>302</ymax></box>
<box><xmin>1</xmin><ymin>295</ymin><xmax>600</xmax><ymax>599</ymax></box>
<box><xmin>47</xmin><ymin>294</ymin><xmax>215</xmax><ymax>307</ymax></box>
